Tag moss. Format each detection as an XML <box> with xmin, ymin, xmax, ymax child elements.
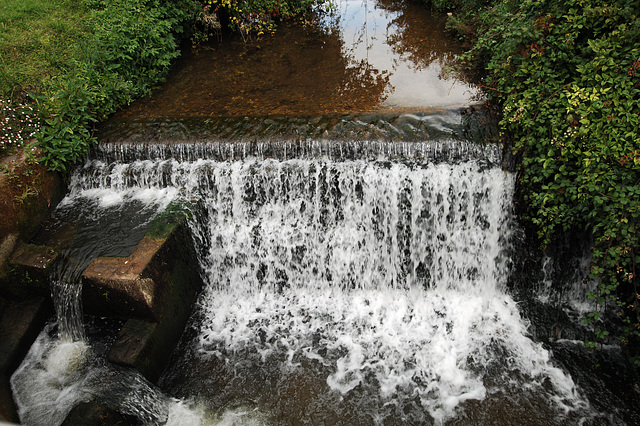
<box><xmin>145</xmin><ymin>202</ymin><xmax>193</xmax><ymax>241</ymax></box>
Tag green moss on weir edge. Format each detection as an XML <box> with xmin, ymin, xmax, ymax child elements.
<box><xmin>145</xmin><ymin>202</ymin><xmax>193</xmax><ymax>241</ymax></box>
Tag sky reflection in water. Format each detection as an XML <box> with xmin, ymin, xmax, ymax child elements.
<box><xmin>117</xmin><ymin>0</ymin><xmax>482</xmax><ymax>119</ymax></box>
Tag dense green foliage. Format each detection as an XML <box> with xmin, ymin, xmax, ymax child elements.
<box><xmin>0</xmin><ymin>0</ymin><xmax>90</xmax><ymax>156</ymax></box>
<box><xmin>444</xmin><ymin>0</ymin><xmax>640</xmax><ymax>353</ymax></box>
<box><xmin>36</xmin><ymin>0</ymin><xmax>199</xmax><ymax>172</ymax></box>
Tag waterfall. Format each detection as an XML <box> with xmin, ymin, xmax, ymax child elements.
<box><xmin>12</xmin><ymin>138</ymin><xmax>611</xmax><ymax>425</ymax></box>
<box><xmin>10</xmin><ymin>165</ymin><xmax>179</xmax><ymax>425</ymax></box>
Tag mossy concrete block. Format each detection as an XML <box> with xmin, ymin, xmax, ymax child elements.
<box><xmin>0</xmin><ymin>243</ymin><xmax>58</xmax><ymax>300</ymax></box>
<box><xmin>108</xmin><ymin>319</ymin><xmax>160</xmax><ymax>380</ymax></box>
<box><xmin>81</xmin><ymin>237</ymin><xmax>165</xmax><ymax>321</ymax></box>
<box><xmin>104</xmin><ymin>221</ymin><xmax>203</xmax><ymax>381</ymax></box>
<box><xmin>82</xmin><ymin>210</ymin><xmax>201</xmax><ymax>323</ymax></box>
<box><xmin>83</xmin><ymin>206</ymin><xmax>202</xmax><ymax>382</ymax></box>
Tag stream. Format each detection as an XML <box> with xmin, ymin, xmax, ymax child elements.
<box><xmin>9</xmin><ymin>0</ymin><xmax>640</xmax><ymax>424</ymax></box>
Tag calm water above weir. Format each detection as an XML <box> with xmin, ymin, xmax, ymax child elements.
<box><xmin>116</xmin><ymin>0</ymin><xmax>480</xmax><ymax>119</ymax></box>
<box><xmin>10</xmin><ymin>1</ymin><xmax>640</xmax><ymax>425</ymax></box>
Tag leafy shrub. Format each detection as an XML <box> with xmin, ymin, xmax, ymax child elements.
<box><xmin>37</xmin><ymin>0</ymin><xmax>200</xmax><ymax>172</ymax></box>
<box><xmin>448</xmin><ymin>0</ymin><xmax>640</xmax><ymax>354</ymax></box>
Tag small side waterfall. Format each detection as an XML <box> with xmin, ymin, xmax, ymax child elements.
<box><xmin>12</xmin><ymin>137</ymin><xmax>630</xmax><ymax>425</ymax></box>
<box><xmin>50</xmin><ymin>275</ymin><xmax>86</xmax><ymax>343</ymax></box>
<box><xmin>10</xmin><ymin>176</ymin><xmax>179</xmax><ymax>425</ymax></box>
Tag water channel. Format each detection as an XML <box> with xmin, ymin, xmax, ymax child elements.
<box><xmin>9</xmin><ymin>0</ymin><xmax>640</xmax><ymax>425</ymax></box>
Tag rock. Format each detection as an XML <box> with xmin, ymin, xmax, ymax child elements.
<box><xmin>0</xmin><ymin>235</ymin><xmax>18</xmax><ymax>274</ymax></box>
<box><xmin>61</xmin><ymin>401</ymin><xmax>136</xmax><ymax>426</ymax></box>
<box><xmin>0</xmin><ymin>297</ymin><xmax>53</xmax><ymax>423</ymax></box>
<box><xmin>0</xmin><ymin>243</ymin><xmax>59</xmax><ymax>300</ymax></box>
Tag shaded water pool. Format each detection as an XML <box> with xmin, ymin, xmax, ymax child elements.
<box><xmin>115</xmin><ymin>0</ymin><xmax>481</xmax><ymax>119</ymax></box>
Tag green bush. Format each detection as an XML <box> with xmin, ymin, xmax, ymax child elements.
<box><xmin>448</xmin><ymin>0</ymin><xmax>640</xmax><ymax>354</ymax></box>
<box><xmin>37</xmin><ymin>0</ymin><xmax>200</xmax><ymax>172</ymax></box>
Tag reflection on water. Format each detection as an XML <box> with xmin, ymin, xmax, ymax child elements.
<box><xmin>117</xmin><ymin>0</ymin><xmax>481</xmax><ymax>119</ymax></box>
<box><xmin>328</xmin><ymin>0</ymin><xmax>479</xmax><ymax>108</ymax></box>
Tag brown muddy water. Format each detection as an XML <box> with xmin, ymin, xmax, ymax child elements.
<box><xmin>116</xmin><ymin>0</ymin><xmax>481</xmax><ymax>119</ymax></box>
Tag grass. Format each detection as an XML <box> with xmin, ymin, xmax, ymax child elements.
<box><xmin>0</xmin><ymin>0</ymin><xmax>90</xmax><ymax>97</ymax></box>
<box><xmin>0</xmin><ymin>0</ymin><xmax>90</xmax><ymax>156</ymax></box>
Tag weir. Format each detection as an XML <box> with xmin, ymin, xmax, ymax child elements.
<box><xmin>7</xmin><ymin>134</ymin><xmax>633</xmax><ymax>425</ymax></box>
<box><xmin>4</xmin><ymin>0</ymin><xmax>640</xmax><ymax>424</ymax></box>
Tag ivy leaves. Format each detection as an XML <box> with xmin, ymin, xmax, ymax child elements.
<box><xmin>451</xmin><ymin>0</ymin><xmax>640</xmax><ymax>353</ymax></box>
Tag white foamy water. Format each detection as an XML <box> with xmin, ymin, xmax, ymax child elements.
<box><xmin>12</xmin><ymin>141</ymin><xmax>599</xmax><ymax>425</ymax></box>
<box><xmin>10</xmin><ymin>329</ymin><xmax>93</xmax><ymax>426</ymax></box>
<box><xmin>183</xmin><ymin>157</ymin><xmax>587</xmax><ymax>423</ymax></box>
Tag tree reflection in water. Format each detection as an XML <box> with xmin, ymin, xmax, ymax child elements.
<box><xmin>116</xmin><ymin>0</ymin><xmax>480</xmax><ymax>119</ymax></box>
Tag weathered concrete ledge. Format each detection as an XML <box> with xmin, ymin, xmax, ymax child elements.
<box><xmin>82</xmin><ymin>237</ymin><xmax>167</xmax><ymax>321</ymax></box>
<box><xmin>0</xmin><ymin>243</ymin><xmax>59</xmax><ymax>300</ymax></box>
<box><xmin>81</xmin><ymin>205</ymin><xmax>201</xmax><ymax>322</ymax></box>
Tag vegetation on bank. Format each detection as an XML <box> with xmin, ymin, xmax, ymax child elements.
<box><xmin>1</xmin><ymin>0</ymin><xmax>326</xmax><ymax>169</ymax></box>
<box><xmin>0</xmin><ymin>0</ymin><xmax>199</xmax><ymax>165</ymax></box>
<box><xmin>437</xmin><ymin>0</ymin><xmax>640</xmax><ymax>357</ymax></box>
<box><xmin>202</xmin><ymin>0</ymin><xmax>324</xmax><ymax>40</ymax></box>
<box><xmin>37</xmin><ymin>0</ymin><xmax>201</xmax><ymax>171</ymax></box>
<box><xmin>0</xmin><ymin>0</ymin><xmax>89</xmax><ymax>156</ymax></box>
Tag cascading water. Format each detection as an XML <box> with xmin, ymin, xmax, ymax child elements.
<box><xmin>14</xmin><ymin>134</ymin><xmax>627</xmax><ymax>425</ymax></box>
<box><xmin>10</xmin><ymin>177</ymin><xmax>179</xmax><ymax>425</ymax></box>
<box><xmin>147</xmin><ymin>141</ymin><xmax>591</xmax><ymax>425</ymax></box>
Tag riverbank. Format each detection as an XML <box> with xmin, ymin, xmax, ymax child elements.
<box><xmin>0</xmin><ymin>1</ymin><xmax>200</xmax><ymax>421</ymax></box>
<box><xmin>439</xmin><ymin>0</ymin><xmax>640</xmax><ymax>360</ymax></box>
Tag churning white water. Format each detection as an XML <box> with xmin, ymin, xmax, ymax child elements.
<box><xmin>177</xmin><ymin>153</ymin><xmax>587</xmax><ymax>423</ymax></box>
<box><xmin>12</xmin><ymin>139</ymin><xmax>598</xmax><ymax>425</ymax></box>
